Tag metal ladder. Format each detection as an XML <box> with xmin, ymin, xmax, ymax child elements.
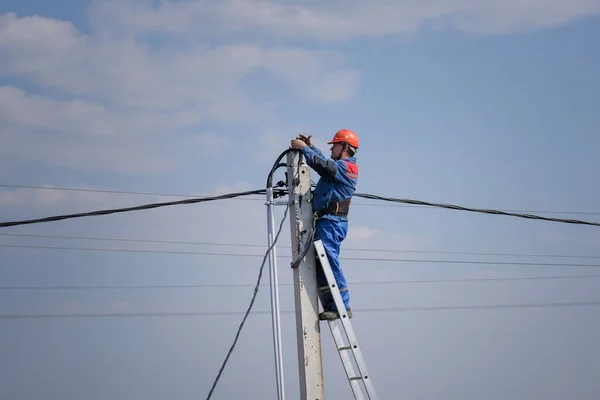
<box><xmin>313</xmin><ymin>239</ymin><xmax>379</xmax><ymax>400</ymax></box>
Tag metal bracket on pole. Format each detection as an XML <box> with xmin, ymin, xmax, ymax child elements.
<box><xmin>266</xmin><ymin>200</ymin><xmax>292</xmax><ymax>206</ymax></box>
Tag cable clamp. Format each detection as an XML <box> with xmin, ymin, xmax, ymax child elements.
<box><xmin>266</xmin><ymin>200</ymin><xmax>291</xmax><ymax>206</ymax></box>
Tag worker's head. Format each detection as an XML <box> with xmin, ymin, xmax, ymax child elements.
<box><xmin>328</xmin><ymin>129</ymin><xmax>359</xmax><ymax>160</ymax></box>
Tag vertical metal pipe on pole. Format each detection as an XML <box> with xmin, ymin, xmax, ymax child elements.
<box><xmin>286</xmin><ymin>151</ymin><xmax>325</xmax><ymax>400</ymax></box>
<box><xmin>266</xmin><ymin>187</ymin><xmax>286</xmax><ymax>400</ymax></box>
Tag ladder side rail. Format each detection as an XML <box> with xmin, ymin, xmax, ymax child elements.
<box><xmin>328</xmin><ymin>320</ymin><xmax>365</xmax><ymax>400</ymax></box>
<box><xmin>314</xmin><ymin>240</ymin><xmax>379</xmax><ymax>400</ymax></box>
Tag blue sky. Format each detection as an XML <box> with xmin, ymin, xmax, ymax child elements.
<box><xmin>1</xmin><ymin>1</ymin><xmax>600</xmax><ymax>399</ymax></box>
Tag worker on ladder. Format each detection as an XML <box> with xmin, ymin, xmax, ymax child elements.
<box><xmin>290</xmin><ymin>129</ymin><xmax>360</xmax><ymax>320</ymax></box>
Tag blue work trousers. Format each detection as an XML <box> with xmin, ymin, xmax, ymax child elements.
<box><xmin>314</xmin><ymin>218</ymin><xmax>350</xmax><ymax>311</ymax></box>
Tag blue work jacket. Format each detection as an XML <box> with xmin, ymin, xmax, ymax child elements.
<box><xmin>300</xmin><ymin>144</ymin><xmax>358</xmax><ymax>222</ymax></box>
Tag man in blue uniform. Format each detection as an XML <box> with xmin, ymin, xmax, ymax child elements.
<box><xmin>290</xmin><ymin>129</ymin><xmax>360</xmax><ymax>320</ymax></box>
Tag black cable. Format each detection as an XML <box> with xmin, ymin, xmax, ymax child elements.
<box><xmin>205</xmin><ymin>149</ymin><xmax>299</xmax><ymax>399</ymax></box>
<box><xmin>3</xmin><ymin>273</ymin><xmax>600</xmax><ymax>290</ymax></box>
<box><xmin>5</xmin><ymin>183</ymin><xmax>600</xmax><ymax>216</ymax></box>
<box><xmin>2</xmin><ymin>300</ymin><xmax>599</xmax><ymax>319</ymax></box>
<box><xmin>204</xmin><ymin>204</ymin><xmax>289</xmax><ymax>400</ymax></box>
<box><xmin>354</xmin><ymin>193</ymin><xmax>600</xmax><ymax>227</ymax></box>
<box><xmin>273</xmin><ymin>147</ymin><xmax>314</xmax><ymax>269</ymax></box>
<box><xmin>265</xmin><ymin>146</ymin><xmax>313</xmax><ymax>268</ymax></box>
<box><xmin>3</xmin><ymin>232</ymin><xmax>600</xmax><ymax>259</ymax></box>
<box><xmin>5</xmin><ymin>244</ymin><xmax>600</xmax><ymax>268</ymax></box>
<box><xmin>3</xmin><ymin>188</ymin><xmax>600</xmax><ymax>228</ymax></box>
<box><xmin>0</xmin><ymin>189</ymin><xmax>266</xmax><ymax>228</ymax></box>
<box><xmin>0</xmin><ymin>184</ymin><xmax>234</xmax><ymax>199</ymax></box>
<box><xmin>266</xmin><ymin>149</ymin><xmax>295</xmax><ymax>188</ymax></box>
<box><xmin>290</xmin><ymin>226</ymin><xmax>315</xmax><ymax>269</ymax></box>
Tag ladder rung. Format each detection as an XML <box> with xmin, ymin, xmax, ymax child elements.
<box><xmin>314</xmin><ymin>239</ymin><xmax>379</xmax><ymax>399</ymax></box>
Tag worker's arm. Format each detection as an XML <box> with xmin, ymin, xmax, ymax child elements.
<box><xmin>300</xmin><ymin>146</ymin><xmax>337</xmax><ymax>180</ymax></box>
<box><xmin>308</xmin><ymin>144</ymin><xmax>325</xmax><ymax>158</ymax></box>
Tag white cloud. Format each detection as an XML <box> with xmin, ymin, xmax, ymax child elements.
<box><xmin>254</xmin><ymin>129</ymin><xmax>339</xmax><ymax>164</ymax></box>
<box><xmin>259</xmin><ymin>47</ymin><xmax>359</xmax><ymax>102</ymax></box>
<box><xmin>347</xmin><ymin>226</ymin><xmax>378</xmax><ymax>242</ymax></box>
<box><xmin>1</xmin><ymin>86</ymin><xmax>125</xmax><ymax>136</ymax></box>
<box><xmin>89</xmin><ymin>0</ymin><xmax>600</xmax><ymax>42</ymax></box>
<box><xmin>451</xmin><ymin>0</ymin><xmax>600</xmax><ymax>34</ymax></box>
<box><xmin>0</xmin><ymin>13</ymin><xmax>264</xmax><ymax>114</ymax></box>
<box><xmin>254</xmin><ymin>131</ymin><xmax>295</xmax><ymax>163</ymax></box>
<box><xmin>0</xmin><ymin>186</ymin><xmax>60</xmax><ymax>207</ymax></box>
<box><xmin>0</xmin><ymin>11</ymin><xmax>358</xmax><ymax>174</ymax></box>
<box><xmin>1</xmin><ymin>124</ymin><xmax>229</xmax><ymax>175</ymax></box>
<box><xmin>4</xmin><ymin>0</ymin><xmax>594</xmax><ymax>177</ymax></box>
<box><xmin>0</xmin><ymin>12</ymin><xmax>358</xmax><ymax>111</ymax></box>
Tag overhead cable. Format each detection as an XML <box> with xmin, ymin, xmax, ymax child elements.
<box><xmin>0</xmin><ymin>184</ymin><xmax>206</xmax><ymax>198</ymax></box>
<box><xmin>204</xmin><ymin>148</ymin><xmax>299</xmax><ymax>400</ymax></box>
<box><xmin>0</xmin><ymin>189</ymin><xmax>266</xmax><ymax>228</ymax></box>
<box><xmin>2</xmin><ymin>188</ymin><xmax>600</xmax><ymax>228</ymax></box>
<box><xmin>2</xmin><ymin>232</ymin><xmax>600</xmax><ymax>259</ymax></box>
<box><xmin>3</xmin><ymin>273</ymin><xmax>600</xmax><ymax>291</ymax></box>
<box><xmin>354</xmin><ymin>193</ymin><xmax>600</xmax><ymax>227</ymax></box>
<box><xmin>204</xmin><ymin>204</ymin><xmax>289</xmax><ymax>400</ymax></box>
<box><xmin>3</xmin><ymin>244</ymin><xmax>600</xmax><ymax>268</ymax></box>
<box><xmin>2</xmin><ymin>300</ymin><xmax>599</xmax><ymax>320</ymax></box>
<box><xmin>4</xmin><ymin>183</ymin><xmax>600</xmax><ymax>216</ymax></box>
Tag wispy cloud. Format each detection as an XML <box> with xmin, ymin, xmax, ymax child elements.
<box><xmin>89</xmin><ymin>0</ymin><xmax>600</xmax><ymax>41</ymax></box>
<box><xmin>0</xmin><ymin>11</ymin><xmax>358</xmax><ymax>174</ymax></box>
<box><xmin>347</xmin><ymin>226</ymin><xmax>379</xmax><ymax>242</ymax></box>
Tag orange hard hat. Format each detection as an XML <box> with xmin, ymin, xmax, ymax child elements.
<box><xmin>328</xmin><ymin>129</ymin><xmax>359</xmax><ymax>148</ymax></box>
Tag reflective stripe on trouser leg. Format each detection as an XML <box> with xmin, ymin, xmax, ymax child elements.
<box><xmin>314</xmin><ymin>218</ymin><xmax>350</xmax><ymax>310</ymax></box>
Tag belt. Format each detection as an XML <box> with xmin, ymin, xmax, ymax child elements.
<box><xmin>314</xmin><ymin>198</ymin><xmax>351</xmax><ymax>218</ymax></box>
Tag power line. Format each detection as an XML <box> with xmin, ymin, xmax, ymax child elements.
<box><xmin>361</xmin><ymin>301</ymin><xmax>600</xmax><ymax>313</ymax></box>
<box><xmin>2</xmin><ymin>232</ymin><xmax>600</xmax><ymax>260</ymax></box>
<box><xmin>3</xmin><ymin>243</ymin><xmax>600</xmax><ymax>268</ymax></box>
<box><xmin>0</xmin><ymin>233</ymin><xmax>269</xmax><ymax>247</ymax></box>
<box><xmin>3</xmin><ymin>183</ymin><xmax>600</xmax><ymax>216</ymax></box>
<box><xmin>205</xmin><ymin>207</ymin><xmax>287</xmax><ymax>398</ymax></box>
<box><xmin>204</xmin><ymin>201</ymin><xmax>289</xmax><ymax>400</ymax></box>
<box><xmin>3</xmin><ymin>189</ymin><xmax>600</xmax><ymax>227</ymax></box>
<box><xmin>0</xmin><ymin>188</ymin><xmax>266</xmax><ymax>228</ymax></box>
<box><xmin>1</xmin><ymin>301</ymin><xmax>599</xmax><ymax>319</ymax></box>
<box><xmin>0</xmin><ymin>189</ymin><xmax>597</xmax><ymax>228</ymax></box>
<box><xmin>3</xmin><ymin>273</ymin><xmax>600</xmax><ymax>291</ymax></box>
<box><xmin>354</xmin><ymin>193</ymin><xmax>600</xmax><ymax>227</ymax></box>
<box><xmin>0</xmin><ymin>244</ymin><xmax>265</xmax><ymax>257</ymax></box>
<box><xmin>203</xmin><ymin>148</ymin><xmax>297</xmax><ymax>400</ymax></box>
<box><xmin>0</xmin><ymin>184</ymin><xmax>260</xmax><ymax>201</ymax></box>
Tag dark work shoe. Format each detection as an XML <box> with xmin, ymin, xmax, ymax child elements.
<box><xmin>319</xmin><ymin>310</ymin><xmax>339</xmax><ymax>320</ymax></box>
<box><xmin>319</xmin><ymin>308</ymin><xmax>353</xmax><ymax>320</ymax></box>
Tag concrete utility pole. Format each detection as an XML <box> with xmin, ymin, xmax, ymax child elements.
<box><xmin>286</xmin><ymin>151</ymin><xmax>325</xmax><ymax>400</ymax></box>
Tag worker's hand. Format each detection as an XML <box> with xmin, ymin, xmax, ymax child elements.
<box><xmin>296</xmin><ymin>134</ymin><xmax>312</xmax><ymax>147</ymax></box>
<box><xmin>290</xmin><ymin>139</ymin><xmax>307</xmax><ymax>150</ymax></box>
